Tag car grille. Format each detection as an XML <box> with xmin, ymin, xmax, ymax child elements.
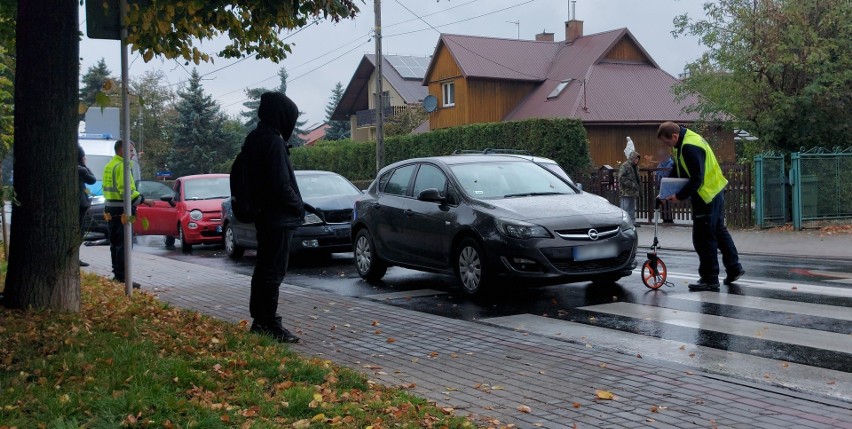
<box><xmin>322</xmin><ymin>209</ymin><xmax>353</xmax><ymax>224</ymax></box>
<box><xmin>554</xmin><ymin>225</ymin><xmax>620</xmax><ymax>241</ymax></box>
<box><xmin>546</xmin><ymin>250</ymin><xmax>633</xmax><ymax>273</ymax></box>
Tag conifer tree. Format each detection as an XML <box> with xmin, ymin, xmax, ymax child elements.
<box><xmin>169</xmin><ymin>69</ymin><xmax>238</xmax><ymax>176</ymax></box>
<box><xmin>324</xmin><ymin>82</ymin><xmax>350</xmax><ymax>140</ymax></box>
<box><xmin>79</xmin><ymin>59</ymin><xmax>113</xmax><ymax>108</ymax></box>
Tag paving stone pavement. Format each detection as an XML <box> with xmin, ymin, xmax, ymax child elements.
<box><xmin>80</xmin><ymin>245</ymin><xmax>852</xmax><ymax>429</ymax></box>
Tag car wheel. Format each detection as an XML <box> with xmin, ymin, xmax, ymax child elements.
<box><xmin>455</xmin><ymin>238</ymin><xmax>490</xmax><ymax>295</ymax></box>
<box><xmin>354</xmin><ymin>229</ymin><xmax>387</xmax><ymax>281</ymax></box>
<box><xmin>224</xmin><ymin>224</ymin><xmax>245</xmax><ymax>260</ymax></box>
<box><xmin>179</xmin><ymin>224</ymin><xmax>192</xmax><ymax>254</ymax></box>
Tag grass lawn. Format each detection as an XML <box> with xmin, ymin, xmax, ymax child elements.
<box><xmin>0</xmin><ymin>271</ymin><xmax>480</xmax><ymax>428</ymax></box>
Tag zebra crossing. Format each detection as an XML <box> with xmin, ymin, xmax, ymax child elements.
<box><xmin>482</xmin><ymin>270</ymin><xmax>852</xmax><ymax>401</ymax></box>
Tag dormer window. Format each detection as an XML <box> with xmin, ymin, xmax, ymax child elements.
<box><xmin>547</xmin><ymin>79</ymin><xmax>574</xmax><ymax>99</ymax></box>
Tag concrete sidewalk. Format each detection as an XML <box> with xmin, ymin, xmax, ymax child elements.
<box><xmin>79</xmin><ymin>244</ymin><xmax>852</xmax><ymax>429</ymax></box>
<box><xmin>635</xmin><ymin>223</ymin><xmax>852</xmax><ymax>261</ymax></box>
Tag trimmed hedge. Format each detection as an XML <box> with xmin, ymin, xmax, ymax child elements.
<box><xmin>290</xmin><ymin>118</ymin><xmax>591</xmax><ymax>181</ymax></box>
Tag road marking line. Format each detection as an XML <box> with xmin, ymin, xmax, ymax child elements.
<box><xmin>671</xmin><ymin>292</ymin><xmax>852</xmax><ymax>321</ymax></box>
<box><xmin>482</xmin><ymin>314</ymin><xmax>852</xmax><ymax>402</ymax></box>
<box><xmin>577</xmin><ymin>302</ymin><xmax>852</xmax><ymax>354</ymax></box>
<box><xmin>364</xmin><ymin>289</ymin><xmax>448</xmax><ymax>300</ymax></box>
<box><xmin>632</xmin><ymin>269</ymin><xmax>852</xmax><ymax>298</ymax></box>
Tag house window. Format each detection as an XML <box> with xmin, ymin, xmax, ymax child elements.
<box><xmin>547</xmin><ymin>79</ymin><xmax>573</xmax><ymax>100</ymax></box>
<box><xmin>442</xmin><ymin>81</ymin><xmax>455</xmax><ymax>107</ymax></box>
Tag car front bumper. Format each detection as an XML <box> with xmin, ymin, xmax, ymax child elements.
<box><xmin>290</xmin><ymin>223</ymin><xmax>352</xmax><ymax>253</ymax></box>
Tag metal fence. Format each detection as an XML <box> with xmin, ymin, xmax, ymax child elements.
<box><xmin>791</xmin><ymin>147</ymin><xmax>852</xmax><ymax>230</ymax></box>
<box><xmin>576</xmin><ymin>163</ymin><xmax>753</xmax><ymax>228</ymax></box>
<box><xmin>754</xmin><ymin>153</ymin><xmax>787</xmax><ymax>228</ymax></box>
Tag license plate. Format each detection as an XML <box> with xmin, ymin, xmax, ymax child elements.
<box><xmin>573</xmin><ymin>243</ymin><xmax>618</xmax><ymax>261</ymax></box>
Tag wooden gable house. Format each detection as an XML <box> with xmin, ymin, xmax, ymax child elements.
<box><xmin>422</xmin><ymin>20</ymin><xmax>734</xmax><ymax>167</ymax></box>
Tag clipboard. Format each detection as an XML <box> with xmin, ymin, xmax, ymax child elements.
<box><xmin>657</xmin><ymin>178</ymin><xmax>689</xmax><ymax>199</ymax></box>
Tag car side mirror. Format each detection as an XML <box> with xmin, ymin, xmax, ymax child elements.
<box><xmin>417</xmin><ymin>188</ymin><xmax>446</xmax><ymax>203</ymax></box>
<box><xmin>160</xmin><ymin>194</ymin><xmax>176</xmax><ymax>207</ymax></box>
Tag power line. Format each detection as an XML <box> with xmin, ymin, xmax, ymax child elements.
<box><xmin>386</xmin><ymin>0</ymin><xmax>537</xmax><ymax>38</ymax></box>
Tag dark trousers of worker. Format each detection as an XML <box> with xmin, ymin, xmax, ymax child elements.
<box><xmin>79</xmin><ymin>207</ymin><xmax>88</xmax><ymax>240</ymax></box>
<box><xmin>106</xmin><ymin>206</ymin><xmax>128</xmax><ymax>281</ymax></box>
<box><xmin>250</xmin><ymin>223</ymin><xmax>296</xmax><ymax>325</ymax></box>
<box><xmin>691</xmin><ymin>192</ymin><xmax>742</xmax><ymax>283</ymax></box>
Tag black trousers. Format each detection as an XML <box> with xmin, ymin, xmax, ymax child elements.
<box><xmin>249</xmin><ymin>223</ymin><xmax>295</xmax><ymax>324</ymax></box>
<box><xmin>79</xmin><ymin>206</ymin><xmax>88</xmax><ymax>240</ymax></box>
<box><xmin>691</xmin><ymin>192</ymin><xmax>741</xmax><ymax>282</ymax></box>
<box><xmin>106</xmin><ymin>206</ymin><xmax>130</xmax><ymax>281</ymax></box>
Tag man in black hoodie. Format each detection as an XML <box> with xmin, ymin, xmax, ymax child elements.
<box><xmin>244</xmin><ymin>92</ymin><xmax>304</xmax><ymax>343</ymax></box>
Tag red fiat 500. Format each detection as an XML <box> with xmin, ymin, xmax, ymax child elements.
<box><xmin>135</xmin><ymin>174</ymin><xmax>230</xmax><ymax>253</ymax></box>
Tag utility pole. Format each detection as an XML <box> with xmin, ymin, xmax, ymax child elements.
<box><xmin>374</xmin><ymin>0</ymin><xmax>385</xmax><ymax>172</ymax></box>
<box><xmin>120</xmin><ymin>0</ymin><xmax>134</xmax><ymax>296</ymax></box>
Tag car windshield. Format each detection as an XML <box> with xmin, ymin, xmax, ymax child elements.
<box><xmin>450</xmin><ymin>161</ymin><xmax>576</xmax><ymax>199</ymax></box>
<box><xmin>297</xmin><ymin>174</ymin><xmax>361</xmax><ymax>199</ymax></box>
<box><xmin>184</xmin><ymin>177</ymin><xmax>231</xmax><ymax>200</ymax></box>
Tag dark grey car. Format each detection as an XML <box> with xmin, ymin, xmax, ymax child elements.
<box><xmin>351</xmin><ymin>154</ymin><xmax>638</xmax><ymax>294</ymax></box>
<box><xmin>221</xmin><ymin>170</ymin><xmax>362</xmax><ymax>259</ymax></box>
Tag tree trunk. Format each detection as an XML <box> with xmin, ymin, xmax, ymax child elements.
<box><xmin>3</xmin><ymin>0</ymin><xmax>81</xmax><ymax>311</ymax></box>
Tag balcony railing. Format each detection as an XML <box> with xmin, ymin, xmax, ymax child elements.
<box><xmin>355</xmin><ymin>105</ymin><xmax>409</xmax><ymax>127</ymax></box>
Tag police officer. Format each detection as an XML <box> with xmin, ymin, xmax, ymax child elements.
<box><xmin>102</xmin><ymin>140</ymin><xmax>144</xmax><ymax>289</ymax></box>
<box><xmin>656</xmin><ymin>122</ymin><xmax>745</xmax><ymax>291</ymax></box>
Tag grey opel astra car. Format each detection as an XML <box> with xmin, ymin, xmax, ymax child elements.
<box><xmin>351</xmin><ymin>154</ymin><xmax>638</xmax><ymax>294</ymax></box>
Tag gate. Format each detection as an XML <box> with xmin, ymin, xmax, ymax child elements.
<box><xmin>790</xmin><ymin>147</ymin><xmax>852</xmax><ymax>230</ymax></box>
<box><xmin>754</xmin><ymin>153</ymin><xmax>787</xmax><ymax>228</ymax></box>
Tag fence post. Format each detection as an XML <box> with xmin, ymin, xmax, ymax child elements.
<box><xmin>754</xmin><ymin>156</ymin><xmax>764</xmax><ymax>228</ymax></box>
<box><xmin>790</xmin><ymin>152</ymin><xmax>802</xmax><ymax>231</ymax></box>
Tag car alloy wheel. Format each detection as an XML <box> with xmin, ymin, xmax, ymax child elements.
<box><xmin>456</xmin><ymin>238</ymin><xmax>488</xmax><ymax>295</ymax></box>
<box><xmin>224</xmin><ymin>224</ymin><xmax>245</xmax><ymax>260</ymax></box>
<box><xmin>354</xmin><ymin>229</ymin><xmax>387</xmax><ymax>281</ymax></box>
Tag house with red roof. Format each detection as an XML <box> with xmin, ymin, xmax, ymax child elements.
<box><xmin>422</xmin><ymin>19</ymin><xmax>734</xmax><ymax>166</ymax></box>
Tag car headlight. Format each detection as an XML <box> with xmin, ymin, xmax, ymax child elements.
<box><xmin>621</xmin><ymin>211</ymin><xmax>634</xmax><ymax>231</ymax></box>
<box><xmin>189</xmin><ymin>209</ymin><xmax>203</xmax><ymax>221</ymax></box>
<box><xmin>495</xmin><ymin>218</ymin><xmax>552</xmax><ymax>239</ymax></box>
<box><xmin>303</xmin><ymin>212</ymin><xmax>323</xmax><ymax>226</ymax></box>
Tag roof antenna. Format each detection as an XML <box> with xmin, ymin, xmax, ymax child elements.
<box><xmin>571</xmin><ymin>1</ymin><xmax>576</xmax><ymax>20</ymax></box>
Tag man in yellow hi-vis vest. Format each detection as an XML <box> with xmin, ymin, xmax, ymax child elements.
<box><xmin>657</xmin><ymin>122</ymin><xmax>745</xmax><ymax>292</ymax></box>
<box><xmin>102</xmin><ymin>140</ymin><xmax>145</xmax><ymax>289</ymax></box>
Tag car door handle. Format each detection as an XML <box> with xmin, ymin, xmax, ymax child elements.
<box><xmin>405</xmin><ymin>209</ymin><xmax>414</xmax><ymax>216</ymax></box>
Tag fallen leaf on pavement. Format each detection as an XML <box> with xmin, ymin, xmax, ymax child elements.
<box><xmin>517</xmin><ymin>405</ymin><xmax>531</xmax><ymax>413</ymax></box>
<box><xmin>595</xmin><ymin>390</ymin><xmax>615</xmax><ymax>400</ymax></box>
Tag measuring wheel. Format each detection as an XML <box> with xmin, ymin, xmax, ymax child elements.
<box><xmin>641</xmin><ymin>256</ymin><xmax>668</xmax><ymax>290</ymax></box>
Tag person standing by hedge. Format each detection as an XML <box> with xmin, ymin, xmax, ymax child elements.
<box><xmin>618</xmin><ymin>150</ymin><xmax>641</xmax><ymax>227</ymax></box>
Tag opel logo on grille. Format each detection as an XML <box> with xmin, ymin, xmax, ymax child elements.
<box><xmin>588</xmin><ymin>229</ymin><xmax>599</xmax><ymax>240</ymax></box>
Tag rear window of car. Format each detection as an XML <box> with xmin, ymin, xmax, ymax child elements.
<box><xmin>450</xmin><ymin>161</ymin><xmax>574</xmax><ymax>199</ymax></box>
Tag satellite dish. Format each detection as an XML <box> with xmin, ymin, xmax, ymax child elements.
<box><xmin>422</xmin><ymin>95</ymin><xmax>438</xmax><ymax>113</ymax></box>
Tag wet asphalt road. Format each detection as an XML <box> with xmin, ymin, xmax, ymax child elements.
<box><xmin>122</xmin><ymin>235</ymin><xmax>852</xmax><ymax>376</ymax></box>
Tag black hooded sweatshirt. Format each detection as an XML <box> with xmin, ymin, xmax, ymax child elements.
<box><xmin>243</xmin><ymin>92</ymin><xmax>304</xmax><ymax>227</ymax></box>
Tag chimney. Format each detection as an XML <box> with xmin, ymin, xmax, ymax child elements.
<box><xmin>535</xmin><ymin>31</ymin><xmax>554</xmax><ymax>42</ymax></box>
<box><xmin>565</xmin><ymin>1</ymin><xmax>583</xmax><ymax>44</ymax></box>
<box><xmin>565</xmin><ymin>20</ymin><xmax>583</xmax><ymax>44</ymax></box>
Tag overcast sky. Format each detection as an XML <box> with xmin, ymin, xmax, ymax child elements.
<box><xmin>79</xmin><ymin>0</ymin><xmax>708</xmax><ymax>129</ymax></box>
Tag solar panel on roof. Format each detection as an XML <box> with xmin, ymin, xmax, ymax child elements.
<box><xmin>386</xmin><ymin>55</ymin><xmax>427</xmax><ymax>79</ymax></box>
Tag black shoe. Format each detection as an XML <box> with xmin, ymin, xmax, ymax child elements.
<box><xmin>634</xmin><ymin>224</ymin><xmax>641</xmax><ymax>228</ymax></box>
<box><xmin>79</xmin><ymin>260</ymin><xmax>90</xmax><ymax>267</ymax></box>
<box><xmin>724</xmin><ymin>269</ymin><xmax>745</xmax><ymax>285</ymax></box>
<box><xmin>250</xmin><ymin>318</ymin><xmax>300</xmax><ymax>343</ymax></box>
<box><xmin>111</xmin><ymin>277</ymin><xmax>141</xmax><ymax>289</ymax></box>
<box><xmin>688</xmin><ymin>280</ymin><xmax>720</xmax><ymax>292</ymax></box>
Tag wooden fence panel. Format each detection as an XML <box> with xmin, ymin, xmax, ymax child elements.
<box><xmin>576</xmin><ymin>164</ymin><xmax>753</xmax><ymax>228</ymax></box>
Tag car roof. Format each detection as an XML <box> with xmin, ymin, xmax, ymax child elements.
<box><xmin>295</xmin><ymin>170</ymin><xmax>341</xmax><ymax>176</ymax></box>
<box><xmin>178</xmin><ymin>173</ymin><xmax>230</xmax><ymax>180</ymax></box>
<box><xmin>382</xmin><ymin>154</ymin><xmax>531</xmax><ymax>172</ymax></box>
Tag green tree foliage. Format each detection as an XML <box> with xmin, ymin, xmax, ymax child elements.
<box><xmin>673</xmin><ymin>0</ymin><xmax>852</xmax><ymax>154</ymax></box>
<box><xmin>79</xmin><ymin>59</ymin><xmax>114</xmax><ymax>110</ymax></box>
<box><xmin>131</xmin><ymin>70</ymin><xmax>176</xmax><ymax>179</ymax></box>
<box><xmin>324</xmin><ymin>82</ymin><xmax>350</xmax><ymax>140</ymax></box>
<box><xmin>239</xmin><ymin>87</ymin><xmax>268</xmax><ymax>130</ymax></box>
<box><xmin>276</xmin><ymin>68</ymin><xmax>307</xmax><ymax>147</ymax></box>
<box><xmin>0</xmin><ymin>46</ymin><xmax>13</xmax><ymax>159</ymax></box>
<box><xmin>384</xmin><ymin>105</ymin><xmax>427</xmax><ymax>137</ymax></box>
<box><xmin>168</xmin><ymin>69</ymin><xmax>238</xmax><ymax>176</ymax></box>
<box><xmin>6</xmin><ymin>0</ymin><xmax>360</xmax><ymax>312</ymax></box>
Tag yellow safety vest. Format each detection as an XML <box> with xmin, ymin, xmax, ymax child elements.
<box><xmin>102</xmin><ymin>155</ymin><xmax>140</xmax><ymax>207</ymax></box>
<box><xmin>675</xmin><ymin>129</ymin><xmax>728</xmax><ymax>203</ymax></box>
